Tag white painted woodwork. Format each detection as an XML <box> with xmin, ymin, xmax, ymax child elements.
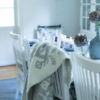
<box><xmin>9</xmin><ymin>32</ymin><xmax>27</xmax><ymax>99</ymax></box>
<box><xmin>71</xmin><ymin>53</ymin><xmax>100</xmax><ymax>100</ymax></box>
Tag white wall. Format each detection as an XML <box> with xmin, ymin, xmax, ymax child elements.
<box><xmin>55</xmin><ymin>0</ymin><xmax>80</xmax><ymax>37</ymax></box>
<box><xmin>0</xmin><ymin>27</ymin><xmax>15</xmax><ymax>66</ymax></box>
<box><xmin>19</xmin><ymin>0</ymin><xmax>57</xmax><ymax>38</ymax></box>
<box><xmin>19</xmin><ymin>0</ymin><xmax>80</xmax><ymax>38</ymax></box>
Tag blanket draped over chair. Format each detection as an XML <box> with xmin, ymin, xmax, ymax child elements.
<box><xmin>22</xmin><ymin>42</ymin><xmax>72</xmax><ymax>100</ymax></box>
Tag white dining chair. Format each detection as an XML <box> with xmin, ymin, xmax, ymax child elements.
<box><xmin>71</xmin><ymin>53</ymin><xmax>100</xmax><ymax>100</ymax></box>
<box><xmin>22</xmin><ymin>38</ymin><xmax>30</xmax><ymax>68</ymax></box>
<box><xmin>23</xmin><ymin>38</ymin><xmax>39</xmax><ymax>68</ymax></box>
<box><xmin>35</xmin><ymin>25</ymin><xmax>62</xmax><ymax>47</ymax></box>
<box><xmin>9</xmin><ymin>32</ymin><xmax>27</xmax><ymax>99</ymax></box>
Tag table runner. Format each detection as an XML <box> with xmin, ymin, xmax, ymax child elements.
<box><xmin>22</xmin><ymin>42</ymin><xmax>72</xmax><ymax>100</ymax></box>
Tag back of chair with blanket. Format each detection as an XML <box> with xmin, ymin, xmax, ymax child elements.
<box><xmin>53</xmin><ymin>61</ymin><xmax>70</xmax><ymax>100</ymax></box>
<box><xmin>22</xmin><ymin>42</ymin><xmax>71</xmax><ymax>100</ymax></box>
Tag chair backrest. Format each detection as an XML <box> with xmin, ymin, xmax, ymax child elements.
<box><xmin>36</xmin><ymin>25</ymin><xmax>62</xmax><ymax>44</ymax></box>
<box><xmin>37</xmin><ymin>25</ymin><xmax>61</xmax><ymax>29</ymax></box>
<box><xmin>53</xmin><ymin>64</ymin><xmax>70</xmax><ymax>100</ymax></box>
<box><xmin>9</xmin><ymin>32</ymin><xmax>27</xmax><ymax>79</ymax></box>
<box><xmin>10</xmin><ymin>32</ymin><xmax>22</xmax><ymax>63</ymax></box>
<box><xmin>53</xmin><ymin>67</ymin><xmax>63</xmax><ymax>99</ymax></box>
<box><xmin>23</xmin><ymin>38</ymin><xmax>30</xmax><ymax>67</ymax></box>
<box><xmin>71</xmin><ymin>53</ymin><xmax>100</xmax><ymax>100</ymax></box>
<box><xmin>23</xmin><ymin>38</ymin><xmax>39</xmax><ymax>68</ymax></box>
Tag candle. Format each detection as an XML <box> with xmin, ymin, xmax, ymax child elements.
<box><xmin>69</xmin><ymin>37</ymin><xmax>73</xmax><ymax>43</ymax></box>
<box><xmin>70</xmin><ymin>37</ymin><xmax>72</xmax><ymax>41</ymax></box>
<box><xmin>61</xmin><ymin>34</ymin><xmax>66</xmax><ymax>41</ymax></box>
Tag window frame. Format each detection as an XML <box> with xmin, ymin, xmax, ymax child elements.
<box><xmin>80</xmin><ymin>0</ymin><xmax>100</xmax><ymax>39</ymax></box>
<box><xmin>0</xmin><ymin>0</ymin><xmax>15</xmax><ymax>28</ymax></box>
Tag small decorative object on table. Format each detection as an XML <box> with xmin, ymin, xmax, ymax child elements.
<box><xmin>89</xmin><ymin>10</ymin><xmax>100</xmax><ymax>59</ymax></box>
<box><xmin>29</xmin><ymin>41</ymin><xmax>37</xmax><ymax>47</ymax></box>
<box><xmin>74</xmin><ymin>34</ymin><xmax>88</xmax><ymax>56</ymax></box>
<box><xmin>61</xmin><ymin>36</ymin><xmax>74</xmax><ymax>52</ymax></box>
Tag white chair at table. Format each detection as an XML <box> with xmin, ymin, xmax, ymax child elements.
<box><xmin>35</xmin><ymin>25</ymin><xmax>62</xmax><ymax>47</ymax></box>
<box><xmin>71</xmin><ymin>53</ymin><xmax>100</xmax><ymax>100</ymax></box>
<box><xmin>23</xmin><ymin>42</ymin><xmax>70</xmax><ymax>100</ymax></box>
<box><xmin>34</xmin><ymin>25</ymin><xmax>70</xmax><ymax>100</ymax></box>
<box><xmin>23</xmin><ymin>38</ymin><xmax>39</xmax><ymax>68</ymax></box>
<box><xmin>23</xmin><ymin>39</ymin><xmax>70</xmax><ymax>100</ymax></box>
<box><xmin>9</xmin><ymin>32</ymin><xmax>27</xmax><ymax>99</ymax></box>
<box><xmin>22</xmin><ymin>38</ymin><xmax>30</xmax><ymax>68</ymax></box>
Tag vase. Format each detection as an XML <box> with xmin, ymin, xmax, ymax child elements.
<box><xmin>89</xmin><ymin>28</ymin><xmax>100</xmax><ymax>59</ymax></box>
<box><xmin>75</xmin><ymin>44</ymin><xmax>88</xmax><ymax>56</ymax></box>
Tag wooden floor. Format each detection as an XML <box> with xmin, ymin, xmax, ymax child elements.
<box><xmin>0</xmin><ymin>65</ymin><xmax>17</xmax><ymax>80</ymax></box>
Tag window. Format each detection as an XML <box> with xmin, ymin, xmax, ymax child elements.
<box><xmin>80</xmin><ymin>0</ymin><xmax>100</xmax><ymax>39</ymax></box>
<box><xmin>81</xmin><ymin>0</ymin><xmax>91</xmax><ymax>31</ymax></box>
<box><xmin>0</xmin><ymin>0</ymin><xmax>14</xmax><ymax>27</ymax></box>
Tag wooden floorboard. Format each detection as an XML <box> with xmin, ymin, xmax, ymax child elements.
<box><xmin>0</xmin><ymin>65</ymin><xmax>17</xmax><ymax>80</ymax></box>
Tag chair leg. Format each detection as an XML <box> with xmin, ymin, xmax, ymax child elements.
<box><xmin>19</xmin><ymin>81</ymin><xmax>24</xmax><ymax>94</ymax></box>
<box><xmin>15</xmin><ymin>79</ymin><xmax>20</xmax><ymax>99</ymax></box>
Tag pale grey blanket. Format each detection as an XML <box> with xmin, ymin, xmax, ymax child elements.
<box><xmin>22</xmin><ymin>42</ymin><xmax>72</xmax><ymax>100</ymax></box>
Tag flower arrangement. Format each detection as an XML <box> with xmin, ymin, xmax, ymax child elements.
<box><xmin>89</xmin><ymin>11</ymin><xmax>100</xmax><ymax>22</ymax></box>
<box><xmin>74</xmin><ymin>34</ymin><xmax>88</xmax><ymax>56</ymax></box>
<box><xmin>74</xmin><ymin>34</ymin><xmax>88</xmax><ymax>47</ymax></box>
<box><xmin>89</xmin><ymin>11</ymin><xmax>100</xmax><ymax>30</ymax></box>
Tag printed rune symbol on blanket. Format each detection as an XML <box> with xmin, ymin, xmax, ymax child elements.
<box><xmin>35</xmin><ymin>44</ymin><xmax>50</xmax><ymax>58</ymax></box>
<box><xmin>51</xmin><ymin>47</ymin><xmax>64</xmax><ymax>56</ymax></box>
<box><xmin>48</xmin><ymin>56</ymin><xmax>56</xmax><ymax>65</ymax></box>
<box><xmin>35</xmin><ymin>44</ymin><xmax>56</xmax><ymax>69</ymax></box>
<box><xmin>57</xmin><ymin>50</ymin><xmax>64</xmax><ymax>55</ymax></box>
<box><xmin>51</xmin><ymin>48</ymin><xmax>57</xmax><ymax>53</ymax></box>
<box><xmin>35</xmin><ymin>61</ymin><xmax>43</xmax><ymax>69</ymax></box>
<box><xmin>35</xmin><ymin>56</ymin><xmax>56</xmax><ymax>69</ymax></box>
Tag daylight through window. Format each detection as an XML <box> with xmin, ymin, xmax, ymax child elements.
<box><xmin>0</xmin><ymin>0</ymin><xmax>14</xmax><ymax>27</ymax></box>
